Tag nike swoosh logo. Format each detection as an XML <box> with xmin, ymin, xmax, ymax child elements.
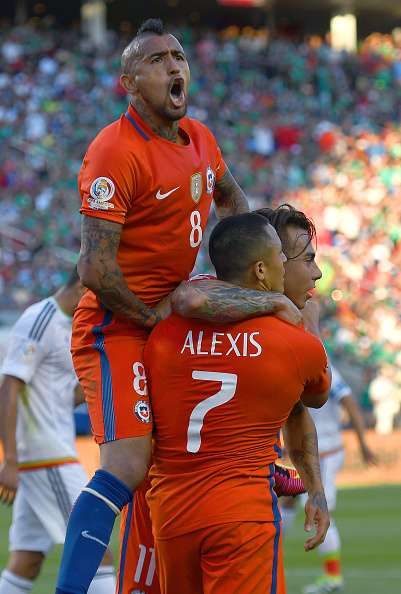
<box><xmin>156</xmin><ymin>186</ymin><xmax>180</xmax><ymax>200</ymax></box>
<box><xmin>81</xmin><ymin>530</ymin><xmax>107</xmax><ymax>548</ymax></box>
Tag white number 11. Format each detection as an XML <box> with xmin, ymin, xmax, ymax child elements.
<box><xmin>187</xmin><ymin>371</ymin><xmax>238</xmax><ymax>453</ymax></box>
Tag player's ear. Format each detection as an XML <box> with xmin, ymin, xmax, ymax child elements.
<box><xmin>253</xmin><ymin>260</ymin><xmax>265</xmax><ymax>281</ymax></box>
<box><xmin>120</xmin><ymin>74</ymin><xmax>136</xmax><ymax>95</ymax></box>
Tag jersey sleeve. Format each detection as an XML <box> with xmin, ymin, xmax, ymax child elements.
<box><xmin>297</xmin><ymin>332</ymin><xmax>330</xmax><ymax>397</ymax></box>
<box><xmin>1</xmin><ymin>315</ymin><xmax>49</xmax><ymax>384</ymax></box>
<box><xmin>78</xmin><ymin>132</ymin><xmax>137</xmax><ymax>225</ymax></box>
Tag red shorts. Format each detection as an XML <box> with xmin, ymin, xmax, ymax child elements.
<box><xmin>71</xmin><ymin>307</ymin><xmax>152</xmax><ymax>444</ymax></box>
<box><xmin>155</xmin><ymin>521</ymin><xmax>285</xmax><ymax>594</ymax></box>
<box><xmin>117</xmin><ymin>478</ymin><xmax>160</xmax><ymax>594</ymax></box>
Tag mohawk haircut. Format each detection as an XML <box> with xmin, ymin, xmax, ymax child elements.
<box><xmin>209</xmin><ymin>213</ymin><xmax>276</xmax><ymax>282</ymax></box>
<box><xmin>121</xmin><ymin>18</ymin><xmax>166</xmax><ymax>75</ymax></box>
<box><xmin>136</xmin><ymin>18</ymin><xmax>165</xmax><ymax>36</ymax></box>
<box><xmin>256</xmin><ymin>204</ymin><xmax>316</xmax><ymax>260</ymax></box>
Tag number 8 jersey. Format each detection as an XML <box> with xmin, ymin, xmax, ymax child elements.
<box><xmin>77</xmin><ymin>103</ymin><xmax>226</xmax><ymax>311</ymax></box>
<box><xmin>145</xmin><ymin>313</ymin><xmax>330</xmax><ymax>540</ymax></box>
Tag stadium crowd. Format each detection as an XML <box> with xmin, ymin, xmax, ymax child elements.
<box><xmin>1</xmin><ymin>23</ymin><xmax>401</xmax><ymax>421</ymax></box>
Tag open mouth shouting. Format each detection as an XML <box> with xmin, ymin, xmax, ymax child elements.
<box><xmin>168</xmin><ymin>76</ymin><xmax>186</xmax><ymax>109</ymax></box>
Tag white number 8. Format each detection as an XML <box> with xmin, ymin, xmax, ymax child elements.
<box><xmin>132</xmin><ymin>362</ymin><xmax>147</xmax><ymax>396</ymax></box>
<box><xmin>189</xmin><ymin>210</ymin><xmax>202</xmax><ymax>248</ymax></box>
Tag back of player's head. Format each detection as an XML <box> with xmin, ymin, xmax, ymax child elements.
<box><xmin>209</xmin><ymin>213</ymin><xmax>278</xmax><ymax>282</ymax></box>
<box><xmin>256</xmin><ymin>204</ymin><xmax>316</xmax><ymax>259</ymax></box>
<box><xmin>121</xmin><ymin>18</ymin><xmax>167</xmax><ymax>74</ymax></box>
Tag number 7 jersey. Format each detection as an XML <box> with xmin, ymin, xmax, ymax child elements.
<box><xmin>78</xmin><ymin>103</ymin><xmax>226</xmax><ymax>310</ymax></box>
<box><xmin>145</xmin><ymin>313</ymin><xmax>330</xmax><ymax>540</ymax></box>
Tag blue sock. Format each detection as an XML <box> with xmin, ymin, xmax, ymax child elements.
<box><xmin>55</xmin><ymin>469</ymin><xmax>132</xmax><ymax>594</ymax></box>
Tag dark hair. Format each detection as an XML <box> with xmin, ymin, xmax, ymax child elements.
<box><xmin>65</xmin><ymin>266</ymin><xmax>80</xmax><ymax>288</ymax></box>
<box><xmin>121</xmin><ymin>19</ymin><xmax>166</xmax><ymax>74</ymax></box>
<box><xmin>209</xmin><ymin>213</ymin><xmax>276</xmax><ymax>282</ymax></box>
<box><xmin>136</xmin><ymin>18</ymin><xmax>165</xmax><ymax>37</ymax></box>
<box><xmin>256</xmin><ymin>204</ymin><xmax>316</xmax><ymax>259</ymax></box>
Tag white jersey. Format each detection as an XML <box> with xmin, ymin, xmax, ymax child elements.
<box><xmin>1</xmin><ymin>297</ymin><xmax>79</xmax><ymax>468</ymax></box>
<box><xmin>309</xmin><ymin>365</ymin><xmax>351</xmax><ymax>454</ymax></box>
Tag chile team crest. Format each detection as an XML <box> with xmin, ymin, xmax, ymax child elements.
<box><xmin>88</xmin><ymin>176</ymin><xmax>115</xmax><ymax>210</ymax></box>
<box><xmin>134</xmin><ymin>400</ymin><xmax>151</xmax><ymax>424</ymax></box>
<box><xmin>206</xmin><ymin>165</ymin><xmax>216</xmax><ymax>194</ymax></box>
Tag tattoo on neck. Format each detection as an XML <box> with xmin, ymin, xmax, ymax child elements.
<box><xmin>132</xmin><ymin>99</ymin><xmax>179</xmax><ymax>142</ymax></box>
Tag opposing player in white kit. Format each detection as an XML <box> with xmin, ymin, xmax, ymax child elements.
<box><xmin>0</xmin><ymin>270</ymin><xmax>116</xmax><ymax>594</ymax></box>
<box><xmin>281</xmin><ymin>362</ymin><xmax>376</xmax><ymax>593</ymax></box>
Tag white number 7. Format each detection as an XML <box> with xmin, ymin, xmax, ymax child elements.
<box><xmin>187</xmin><ymin>371</ymin><xmax>238</xmax><ymax>453</ymax></box>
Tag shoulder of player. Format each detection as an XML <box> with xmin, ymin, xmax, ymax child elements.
<box><xmin>181</xmin><ymin>116</ymin><xmax>216</xmax><ymax>142</ymax></box>
<box><xmin>85</xmin><ymin>115</ymin><xmax>146</xmax><ymax>161</ymax></box>
<box><xmin>12</xmin><ymin>298</ymin><xmax>58</xmax><ymax>344</ymax></box>
<box><xmin>260</xmin><ymin>317</ymin><xmax>324</xmax><ymax>348</ymax></box>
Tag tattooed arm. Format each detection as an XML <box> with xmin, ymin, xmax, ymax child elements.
<box><xmin>78</xmin><ymin>216</ymin><xmax>160</xmax><ymax>328</ymax></box>
<box><xmin>283</xmin><ymin>401</ymin><xmax>330</xmax><ymax>551</ymax></box>
<box><xmin>213</xmin><ymin>168</ymin><xmax>249</xmax><ymax>218</ymax></box>
<box><xmin>171</xmin><ymin>279</ymin><xmax>303</xmax><ymax>325</ymax></box>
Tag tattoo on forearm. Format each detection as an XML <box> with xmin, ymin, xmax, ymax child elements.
<box><xmin>310</xmin><ymin>491</ymin><xmax>328</xmax><ymax>514</ymax></box>
<box><xmin>214</xmin><ymin>170</ymin><xmax>249</xmax><ymax>217</ymax></box>
<box><xmin>289</xmin><ymin>431</ymin><xmax>322</xmax><ymax>489</ymax></box>
<box><xmin>80</xmin><ymin>217</ymin><xmax>160</xmax><ymax>327</ymax></box>
<box><xmin>175</xmin><ymin>282</ymin><xmax>283</xmax><ymax>323</ymax></box>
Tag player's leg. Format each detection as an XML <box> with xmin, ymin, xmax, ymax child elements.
<box><xmin>56</xmin><ymin>312</ymin><xmax>152</xmax><ymax>594</ymax></box>
<box><xmin>41</xmin><ymin>463</ymin><xmax>118</xmax><ymax>593</ymax></box>
<box><xmin>0</xmin><ymin>552</ymin><xmax>43</xmax><ymax>594</ymax></box>
<box><xmin>303</xmin><ymin>450</ymin><xmax>345</xmax><ymax>594</ymax></box>
<box><xmin>202</xmin><ymin>521</ymin><xmax>286</xmax><ymax>594</ymax></box>
<box><xmin>116</xmin><ymin>479</ymin><xmax>160</xmax><ymax>594</ymax></box>
<box><xmin>0</xmin><ymin>480</ymin><xmax>51</xmax><ymax>594</ymax></box>
<box><xmin>154</xmin><ymin>530</ymin><xmax>203</xmax><ymax>594</ymax></box>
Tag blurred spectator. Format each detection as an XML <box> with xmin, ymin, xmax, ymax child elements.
<box><xmin>1</xmin><ymin>23</ymin><xmax>401</xmax><ymax>387</ymax></box>
<box><xmin>369</xmin><ymin>364</ymin><xmax>401</xmax><ymax>434</ymax></box>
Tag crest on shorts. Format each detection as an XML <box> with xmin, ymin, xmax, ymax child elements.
<box><xmin>134</xmin><ymin>400</ymin><xmax>151</xmax><ymax>424</ymax></box>
<box><xmin>206</xmin><ymin>165</ymin><xmax>216</xmax><ymax>194</ymax></box>
<box><xmin>190</xmin><ymin>172</ymin><xmax>203</xmax><ymax>203</ymax></box>
<box><xmin>88</xmin><ymin>177</ymin><xmax>115</xmax><ymax>210</ymax></box>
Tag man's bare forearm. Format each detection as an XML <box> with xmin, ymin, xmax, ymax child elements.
<box><xmin>0</xmin><ymin>376</ymin><xmax>22</xmax><ymax>462</ymax></box>
<box><xmin>81</xmin><ymin>258</ymin><xmax>159</xmax><ymax>327</ymax></box>
<box><xmin>79</xmin><ymin>216</ymin><xmax>159</xmax><ymax>328</ymax></box>
<box><xmin>283</xmin><ymin>402</ymin><xmax>323</xmax><ymax>494</ymax></box>
<box><xmin>213</xmin><ymin>168</ymin><xmax>249</xmax><ymax>218</ymax></box>
<box><xmin>172</xmin><ymin>280</ymin><xmax>286</xmax><ymax>323</ymax></box>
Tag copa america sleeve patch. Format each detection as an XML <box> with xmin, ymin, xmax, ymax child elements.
<box><xmin>134</xmin><ymin>400</ymin><xmax>151</xmax><ymax>424</ymax></box>
<box><xmin>88</xmin><ymin>177</ymin><xmax>115</xmax><ymax>210</ymax></box>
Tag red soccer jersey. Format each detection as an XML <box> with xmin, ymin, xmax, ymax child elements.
<box><xmin>77</xmin><ymin>104</ymin><xmax>226</xmax><ymax>309</ymax></box>
<box><xmin>145</xmin><ymin>314</ymin><xmax>329</xmax><ymax>539</ymax></box>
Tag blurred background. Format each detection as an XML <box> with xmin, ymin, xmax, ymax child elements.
<box><xmin>0</xmin><ymin>1</ymin><xmax>400</xmax><ymax>592</ymax></box>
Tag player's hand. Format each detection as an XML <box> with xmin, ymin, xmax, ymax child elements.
<box><xmin>275</xmin><ymin>295</ymin><xmax>303</xmax><ymax>326</ymax></box>
<box><xmin>154</xmin><ymin>293</ymin><xmax>172</xmax><ymax>323</ymax></box>
<box><xmin>361</xmin><ymin>443</ymin><xmax>378</xmax><ymax>466</ymax></box>
<box><xmin>303</xmin><ymin>490</ymin><xmax>330</xmax><ymax>551</ymax></box>
<box><xmin>302</xmin><ymin>299</ymin><xmax>321</xmax><ymax>337</ymax></box>
<box><xmin>0</xmin><ymin>461</ymin><xmax>19</xmax><ymax>505</ymax></box>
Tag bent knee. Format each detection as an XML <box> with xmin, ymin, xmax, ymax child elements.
<box><xmin>100</xmin><ymin>435</ymin><xmax>151</xmax><ymax>490</ymax></box>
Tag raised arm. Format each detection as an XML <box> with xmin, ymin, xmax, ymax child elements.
<box><xmin>213</xmin><ymin>168</ymin><xmax>249</xmax><ymax>218</ymax></box>
<box><xmin>171</xmin><ymin>279</ymin><xmax>303</xmax><ymax>325</ymax></box>
<box><xmin>78</xmin><ymin>216</ymin><xmax>160</xmax><ymax>328</ymax></box>
<box><xmin>283</xmin><ymin>401</ymin><xmax>330</xmax><ymax>551</ymax></box>
<box><xmin>0</xmin><ymin>375</ymin><xmax>24</xmax><ymax>504</ymax></box>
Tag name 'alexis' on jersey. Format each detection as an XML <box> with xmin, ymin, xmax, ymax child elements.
<box><xmin>180</xmin><ymin>330</ymin><xmax>263</xmax><ymax>358</ymax></box>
